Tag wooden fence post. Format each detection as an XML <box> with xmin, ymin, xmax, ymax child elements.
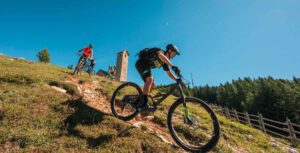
<box><xmin>220</xmin><ymin>105</ymin><xmax>225</xmax><ymax>116</ymax></box>
<box><xmin>245</xmin><ymin>111</ymin><xmax>252</xmax><ymax>127</ymax></box>
<box><xmin>207</xmin><ymin>106</ymin><xmax>300</xmax><ymax>144</ymax></box>
<box><xmin>286</xmin><ymin>118</ymin><xmax>297</xmax><ymax>146</ymax></box>
<box><xmin>258</xmin><ymin>113</ymin><xmax>266</xmax><ymax>133</ymax></box>
<box><xmin>225</xmin><ymin>107</ymin><xmax>230</xmax><ymax>119</ymax></box>
<box><xmin>219</xmin><ymin>105</ymin><xmax>225</xmax><ymax>116</ymax></box>
<box><xmin>233</xmin><ymin>109</ymin><xmax>239</xmax><ymax>122</ymax></box>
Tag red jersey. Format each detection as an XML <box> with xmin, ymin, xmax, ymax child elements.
<box><xmin>82</xmin><ymin>47</ymin><xmax>92</xmax><ymax>57</ymax></box>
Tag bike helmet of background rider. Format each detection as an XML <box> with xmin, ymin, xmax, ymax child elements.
<box><xmin>166</xmin><ymin>44</ymin><xmax>180</xmax><ymax>56</ymax></box>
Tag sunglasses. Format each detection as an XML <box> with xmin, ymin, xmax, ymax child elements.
<box><xmin>172</xmin><ymin>50</ymin><xmax>179</xmax><ymax>56</ymax></box>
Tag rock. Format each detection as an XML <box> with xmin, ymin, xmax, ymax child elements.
<box><xmin>147</xmin><ymin>127</ymin><xmax>154</xmax><ymax>133</ymax></box>
<box><xmin>288</xmin><ymin>148</ymin><xmax>299</xmax><ymax>153</ymax></box>
<box><xmin>3</xmin><ymin>90</ymin><xmax>14</xmax><ymax>94</ymax></box>
<box><xmin>246</xmin><ymin>134</ymin><xmax>253</xmax><ymax>140</ymax></box>
<box><xmin>93</xmin><ymin>81</ymin><xmax>99</xmax><ymax>84</ymax></box>
<box><xmin>51</xmin><ymin>86</ymin><xmax>67</xmax><ymax>93</ymax></box>
<box><xmin>64</xmin><ymin>80</ymin><xmax>72</xmax><ymax>83</ymax></box>
<box><xmin>268</xmin><ymin>137</ymin><xmax>275</xmax><ymax>142</ymax></box>
<box><xmin>144</xmin><ymin>116</ymin><xmax>154</xmax><ymax>120</ymax></box>
<box><xmin>283</xmin><ymin>147</ymin><xmax>299</xmax><ymax>153</ymax></box>
<box><xmin>272</xmin><ymin>142</ymin><xmax>280</xmax><ymax>148</ymax></box>
<box><xmin>77</xmin><ymin>86</ymin><xmax>82</xmax><ymax>94</ymax></box>
<box><xmin>156</xmin><ymin>134</ymin><xmax>171</xmax><ymax>144</ymax></box>
<box><xmin>31</xmin><ymin>83</ymin><xmax>40</xmax><ymax>88</ymax></box>
<box><xmin>84</xmin><ymin>90</ymin><xmax>93</xmax><ymax>94</ymax></box>
<box><xmin>133</xmin><ymin>122</ymin><xmax>143</xmax><ymax>128</ymax></box>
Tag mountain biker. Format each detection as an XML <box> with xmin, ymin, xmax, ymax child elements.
<box><xmin>77</xmin><ymin>44</ymin><xmax>94</xmax><ymax>65</ymax></box>
<box><xmin>135</xmin><ymin>44</ymin><xmax>180</xmax><ymax>111</ymax></box>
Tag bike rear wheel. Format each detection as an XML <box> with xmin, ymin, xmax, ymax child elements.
<box><xmin>167</xmin><ymin>97</ymin><xmax>220</xmax><ymax>152</ymax></box>
<box><xmin>111</xmin><ymin>82</ymin><xmax>142</xmax><ymax>121</ymax></box>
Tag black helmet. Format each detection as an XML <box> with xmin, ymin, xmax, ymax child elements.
<box><xmin>166</xmin><ymin>44</ymin><xmax>180</xmax><ymax>55</ymax></box>
<box><xmin>89</xmin><ymin>44</ymin><xmax>93</xmax><ymax>48</ymax></box>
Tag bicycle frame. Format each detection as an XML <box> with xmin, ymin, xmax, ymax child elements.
<box><xmin>150</xmin><ymin>82</ymin><xmax>186</xmax><ymax>108</ymax></box>
<box><xmin>148</xmin><ymin>77</ymin><xmax>191</xmax><ymax>119</ymax></box>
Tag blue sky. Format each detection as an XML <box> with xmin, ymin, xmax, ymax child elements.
<box><xmin>1</xmin><ymin>0</ymin><xmax>299</xmax><ymax>86</ymax></box>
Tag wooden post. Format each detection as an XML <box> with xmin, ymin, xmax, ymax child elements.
<box><xmin>286</xmin><ymin>118</ymin><xmax>297</xmax><ymax>146</ymax></box>
<box><xmin>222</xmin><ymin>105</ymin><xmax>226</xmax><ymax>116</ymax></box>
<box><xmin>218</xmin><ymin>105</ymin><xmax>223</xmax><ymax>115</ymax></box>
<box><xmin>219</xmin><ymin>105</ymin><xmax>225</xmax><ymax>116</ymax></box>
<box><xmin>258</xmin><ymin>113</ymin><xmax>266</xmax><ymax>133</ymax></box>
<box><xmin>245</xmin><ymin>111</ymin><xmax>252</xmax><ymax>127</ymax></box>
<box><xmin>233</xmin><ymin>109</ymin><xmax>239</xmax><ymax>122</ymax></box>
<box><xmin>225</xmin><ymin>107</ymin><xmax>230</xmax><ymax>119</ymax></box>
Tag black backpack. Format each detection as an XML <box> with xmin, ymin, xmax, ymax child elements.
<box><xmin>136</xmin><ymin>48</ymin><xmax>161</xmax><ymax>59</ymax></box>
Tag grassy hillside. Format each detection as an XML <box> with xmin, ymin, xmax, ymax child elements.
<box><xmin>0</xmin><ymin>55</ymin><xmax>299</xmax><ymax>153</ymax></box>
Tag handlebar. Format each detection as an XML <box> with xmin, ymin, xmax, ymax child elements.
<box><xmin>175</xmin><ymin>71</ymin><xmax>183</xmax><ymax>79</ymax></box>
<box><xmin>77</xmin><ymin>53</ymin><xmax>93</xmax><ymax>61</ymax></box>
<box><xmin>174</xmin><ymin>70</ymin><xmax>186</xmax><ymax>88</ymax></box>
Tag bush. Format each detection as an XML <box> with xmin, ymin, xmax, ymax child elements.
<box><xmin>36</xmin><ymin>49</ymin><xmax>50</xmax><ymax>63</ymax></box>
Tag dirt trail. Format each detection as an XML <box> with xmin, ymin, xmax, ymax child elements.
<box><xmin>65</xmin><ymin>76</ymin><xmax>186</xmax><ymax>152</ymax></box>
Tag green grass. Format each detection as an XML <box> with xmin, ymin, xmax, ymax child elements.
<box><xmin>0</xmin><ymin>54</ymin><xmax>299</xmax><ymax>152</ymax></box>
<box><xmin>153</xmin><ymin>114</ymin><xmax>167</xmax><ymax>127</ymax></box>
<box><xmin>0</xmin><ymin>55</ymin><xmax>176</xmax><ymax>152</ymax></box>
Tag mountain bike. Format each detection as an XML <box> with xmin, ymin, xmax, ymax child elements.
<box><xmin>73</xmin><ymin>54</ymin><xmax>87</xmax><ymax>75</ymax></box>
<box><xmin>110</xmin><ymin>70</ymin><xmax>220</xmax><ymax>152</ymax></box>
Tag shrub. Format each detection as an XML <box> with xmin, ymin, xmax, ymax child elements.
<box><xmin>36</xmin><ymin>49</ymin><xmax>50</xmax><ymax>63</ymax></box>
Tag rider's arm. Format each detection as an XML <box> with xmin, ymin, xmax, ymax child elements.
<box><xmin>166</xmin><ymin>71</ymin><xmax>177</xmax><ymax>81</ymax></box>
<box><xmin>162</xmin><ymin>64</ymin><xmax>177</xmax><ymax>81</ymax></box>
<box><xmin>157</xmin><ymin>52</ymin><xmax>174</xmax><ymax>67</ymax></box>
<box><xmin>78</xmin><ymin>49</ymin><xmax>83</xmax><ymax>53</ymax></box>
<box><xmin>78</xmin><ymin>49</ymin><xmax>83</xmax><ymax>56</ymax></box>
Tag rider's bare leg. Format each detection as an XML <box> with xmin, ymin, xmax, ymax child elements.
<box><xmin>140</xmin><ymin>76</ymin><xmax>153</xmax><ymax>106</ymax></box>
<box><xmin>143</xmin><ymin>76</ymin><xmax>154</xmax><ymax>95</ymax></box>
<box><xmin>151</xmin><ymin>80</ymin><xmax>155</xmax><ymax>90</ymax></box>
<box><xmin>140</xmin><ymin>75</ymin><xmax>155</xmax><ymax>112</ymax></box>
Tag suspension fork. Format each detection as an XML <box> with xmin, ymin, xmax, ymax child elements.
<box><xmin>183</xmin><ymin>100</ymin><xmax>191</xmax><ymax>120</ymax></box>
<box><xmin>178</xmin><ymin>84</ymin><xmax>190</xmax><ymax>119</ymax></box>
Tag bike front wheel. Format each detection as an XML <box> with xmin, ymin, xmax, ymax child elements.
<box><xmin>73</xmin><ymin>60</ymin><xmax>85</xmax><ymax>75</ymax></box>
<box><xmin>111</xmin><ymin>82</ymin><xmax>142</xmax><ymax>121</ymax></box>
<box><xmin>167</xmin><ymin>97</ymin><xmax>220</xmax><ymax>152</ymax></box>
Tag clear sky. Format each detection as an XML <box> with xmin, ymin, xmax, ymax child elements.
<box><xmin>1</xmin><ymin>0</ymin><xmax>299</xmax><ymax>86</ymax></box>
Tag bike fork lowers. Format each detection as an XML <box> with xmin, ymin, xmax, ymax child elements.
<box><xmin>178</xmin><ymin>84</ymin><xmax>191</xmax><ymax>121</ymax></box>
